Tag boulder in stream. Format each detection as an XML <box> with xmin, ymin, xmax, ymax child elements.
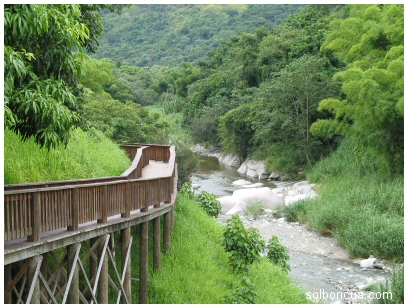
<box><xmin>218</xmin><ymin>187</ymin><xmax>285</xmax><ymax>214</ymax></box>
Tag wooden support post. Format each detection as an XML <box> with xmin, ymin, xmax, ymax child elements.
<box><xmin>97</xmin><ymin>234</ymin><xmax>109</xmax><ymax>304</ymax></box>
<box><xmin>27</xmin><ymin>256</ymin><xmax>41</xmax><ymax>304</ymax></box>
<box><xmin>164</xmin><ymin>212</ymin><xmax>171</xmax><ymax>252</ymax></box>
<box><xmin>90</xmin><ymin>237</ymin><xmax>98</xmax><ymax>287</ymax></box>
<box><xmin>28</xmin><ymin>192</ymin><xmax>41</xmax><ymax>242</ymax></box>
<box><xmin>40</xmin><ymin>252</ymin><xmax>48</xmax><ymax>304</ymax></box>
<box><xmin>153</xmin><ymin>216</ymin><xmax>161</xmax><ymax>272</ymax></box>
<box><xmin>139</xmin><ymin>222</ymin><xmax>148</xmax><ymax>304</ymax></box>
<box><xmin>67</xmin><ymin>243</ymin><xmax>79</xmax><ymax>304</ymax></box>
<box><xmin>68</xmin><ymin>188</ymin><xmax>79</xmax><ymax>231</ymax></box>
<box><xmin>4</xmin><ymin>264</ymin><xmax>12</xmax><ymax>304</ymax></box>
<box><xmin>121</xmin><ymin>228</ymin><xmax>131</xmax><ymax>304</ymax></box>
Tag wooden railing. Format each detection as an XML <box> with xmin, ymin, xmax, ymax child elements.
<box><xmin>4</xmin><ymin>144</ymin><xmax>177</xmax><ymax>242</ymax></box>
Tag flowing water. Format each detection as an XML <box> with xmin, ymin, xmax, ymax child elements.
<box><xmin>191</xmin><ymin>156</ymin><xmax>276</xmax><ymax>197</ymax></box>
<box><xmin>192</xmin><ymin>155</ymin><xmax>393</xmax><ymax>304</ymax></box>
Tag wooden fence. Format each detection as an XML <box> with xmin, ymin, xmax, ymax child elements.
<box><xmin>4</xmin><ymin>143</ymin><xmax>177</xmax><ymax>242</ymax></box>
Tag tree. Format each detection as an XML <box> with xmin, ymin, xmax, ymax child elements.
<box><xmin>311</xmin><ymin>4</ymin><xmax>404</xmax><ymax>174</ymax></box>
<box><xmin>4</xmin><ymin>4</ymin><xmax>124</xmax><ymax>149</ymax></box>
<box><xmin>254</xmin><ymin>55</ymin><xmax>336</xmax><ymax>165</ymax></box>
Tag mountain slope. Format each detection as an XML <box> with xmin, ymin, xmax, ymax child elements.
<box><xmin>93</xmin><ymin>4</ymin><xmax>307</xmax><ymax>67</ymax></box>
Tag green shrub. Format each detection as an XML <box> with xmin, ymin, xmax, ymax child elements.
<box><xmin>278</xmin><ymin>199</ymin><xmax>309</xmax><ymax>223</ymax></box>
<box><xmin>222</xmin><ymin>277</ymin><xmax>257</xmax><ymax>304</ymax></box>
<box><xmin>222</xmin><ymin>215</ymin><xmax>265</xmax><ymax>271</ymax></box>
<box><xmin>197</xmin><ymin>190</ymin><xmax>222</xmax><ymax>217</ymax></box>
<box><xmin>266</xmin><ymin>236</ymin><xmax>291</xmax><ymax>273</ymax></box>
<box><xmin>179</xmin><ymin>182</ymin><xmax>195</xmax><ymax>199</ymax></box>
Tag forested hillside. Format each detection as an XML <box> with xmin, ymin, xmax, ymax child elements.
<box><xmin>93</xmin><ymin>4</ymin><xmax>307</xmax><ymax>67</ymax></box>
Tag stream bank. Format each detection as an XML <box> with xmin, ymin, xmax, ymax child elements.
<box><xmin>191</xmin><ymin>150</ymin><xmax>393</xmax><ymax>304</ymax></box>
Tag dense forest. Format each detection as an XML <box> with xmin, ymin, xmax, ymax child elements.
<box><xmin>94</xmin><ymin>4</ymin><xmax>307</xmax><ymax>67</ymax></box>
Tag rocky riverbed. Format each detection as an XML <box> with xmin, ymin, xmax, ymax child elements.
<box><xmin>216</xmin><ymin>211</ymin><xmax>393</xmax><ymax>304</ymax></box>
<box><xmin>191</xmin><ymin>147</ymin><xmax>394</xmax><ymax>304</ymax></box>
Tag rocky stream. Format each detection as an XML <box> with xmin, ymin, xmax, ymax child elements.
<box><xmin>191</xmin><ymin>147</ymin><xmax>394</xmax><ymax>304</ymax></box>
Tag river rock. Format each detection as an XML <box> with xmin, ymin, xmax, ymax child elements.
<box><xmin>218</xmin><ymin>187</ymin><xmax>285</xmax><ymax>214</ymax></box>
<box><xmin>269</xmin><ymin>171</ymin><xmax>282</xmax><ymax>180</ymax></box>
<box><xmin>237</xmin><ymin>158</ymin><xmax>268</xmax><ymax>180</ymax></box>
<box><xmin>220</xmin><ymin>153</ymin><xmax>241</xmax><ymax>167</ymax></box>
<box><xmin>226</xmin><ymin>201</ymin><xmax>247</xmax><ymax>215</ymax></box>
<box><xmin>360</xmin><ymin>256</ymin><xmax>378</xmax><ymax>268</ymax></box>
<box><xmin>241</xmin><ymin>183</ymin><xmax>264</xmax><ymax>188</ymax></box>
<box><xmin>218</xmin><ymin>195</ymin><xmax>239</xmax><ymax>214</ymax></box>
<box><xmin>232</xmin><ymin>179</ymin><xmax>252</xmax><ymax>186</ymax></box>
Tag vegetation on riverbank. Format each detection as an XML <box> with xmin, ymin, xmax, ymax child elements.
<box><xmin>4</xmin><ymin>127</ymin><xmax>131</xmax><ymax>184</ymax></box>
<box><xmin>148</xmin><ymin>191</ymin><xmax>311</xmax><ymax>304</ymax></box>
<box><xmin>280</xmin><ymin>139</ymin><xmax>404</xmax><ymax>261</ymax></box>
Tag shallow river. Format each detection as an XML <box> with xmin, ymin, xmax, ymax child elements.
<box><xmin>191</xmin><ymin>155</ymin><xmax>393</xmax><ymax>304</ymax></box>
<box><xmin>191</xmin><ymin>156</ymin><xmax>276</xmax><ymax>197</ymax></box>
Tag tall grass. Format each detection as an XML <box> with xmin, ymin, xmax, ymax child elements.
<box><xmin>280</xmin><ymin>139</ymin><xmax>404</xmax><ymax>260</ymax></box>
<box><xmin>148</xmin><ymin>193</ymin><xmax>311</xmax><ymax>304</ymax></box>
<box><xmin>4</xmin><ymin>127</ymin><xmax>131</xmax><ymax>184</ymax></box>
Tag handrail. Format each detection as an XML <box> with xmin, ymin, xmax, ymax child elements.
<box><xmin>3</xmin><ymin>143</ymin><xmax>171</xmax><ymax>191</ymax></box>
<box><xmin>4</xmin><ymin>143</ymin><xmax>177</xmax><ymax>242</ymax></box>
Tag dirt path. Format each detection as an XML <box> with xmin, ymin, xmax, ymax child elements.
<box><xmin>217</xmin><ymin>213</ymin><xmax>392</xmax><ymax>304</ymax></box>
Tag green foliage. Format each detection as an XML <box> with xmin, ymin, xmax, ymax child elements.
<box><xmin>370</xmin><ymin>266</ymin><xmax>404</xmax><ymax>304</ymax></box>
<box><xmin>196</xmin><ymin>191</ymin><xmax>222</xmax><ymax>217</ymax></box>
<box><xmin>4</xmin><ymin>4</ymin><xmax>105</xmax><ymax>149</ymax></box>
<box><xmin>159</xmin><ymin>92</ymin><xmax>185</xmax><ymax>114</ymax></box>
<box><xmin>179</xmin><ymin>182</ymin><xmax>195</xmax><ymax>199</ymax></box>
<box><xmin>312</xmin><ymin>4</ymin><xmax>404</xmax><ymax>174</ymax></box>
<box><xmin>266</xmin><ymin>236</ymin><xmax>291</xmax><ymax>273</ymax></box>
<box><xmin>82</xmin><ymin>94</ymin><xmax>169</xmax><ymax>144</ymax></box>
<box><xmin>222</xmin><ymin>215</ymin><xmax>265</xmax><ymax>271</ymax></box>
<box><xmin>4</xmin><ymin>127</ymin><xmax>130</xmax><ymax>184</ymax></box>
<box><xmin>149</xmin><ymin>193</ymin><xmax>310</xmax><ymax>304</ymax></box>
<box><xmin>278</xmin><ymin>199</ymin><xmax>308</xmax><ymax>223</ymax></box>
<box><xmin>222</xmin><ymin>277</ymin><xmax>257</xmax><ymax>304</ymax></box>
<box><xmin>218</xmin><ymin>102</ymin><xmax>258</xmax><ymax>158</ymax></box>
<box><xmin>173</xmin><ymin>139</ymin><xmax>200</xmax><ymax>189</ymax></box>
<box><xmin>254</xmin><ymin>54</ymin><xmax>338</xmax><ymax>166</ymax></box>
<box><xmin>94</xmin><ymin>4</ymin><xmax>307</xmax><ymax>67</ymax></box>
<box><xmin>286</xmin><ymin>139</ymin><xmax>405</xmax><ymax>260</ymax></box>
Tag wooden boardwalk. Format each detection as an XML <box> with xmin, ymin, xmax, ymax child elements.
<box><xmin>4</xmin><ymin>144</ymin><xmax>178</xmax><ymax>304</ymax></box>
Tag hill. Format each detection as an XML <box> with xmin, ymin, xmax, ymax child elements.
<box><xmin>93</xmin><ymin>4</ymin><xmax>307</xmax><ymax>67</ymax></box>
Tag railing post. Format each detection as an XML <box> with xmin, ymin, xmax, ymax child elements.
<box><xmin>68</xmin><ymin>188</ymin><xmax>79</xmax><ymax>231</ymax></box>
<box><xmin>141</xmin><ymin>182</ymin><xmax>149</xmax><ymax>213</ymax></box>
<box><xmin>122</xmin><ymin>182</ymin><xmax>131</xmax><ymax>218</ymax></box>
<box><xmin>98</xmin><ymin>186</ymin><xmax>108</xmax><ymax>223</ymax></box>
<box><xmin>28</xmin><ymin>192</ymin><xmax>41</xmax><ymax>242</ymax></box>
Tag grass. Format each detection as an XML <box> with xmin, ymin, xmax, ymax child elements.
<box><xmin>367</xmin><ymin>266</ymin><xmax>404</xmax><ymax>304</ymax></box>
<box><xmin>148</xmin><ymin>193</ymin><xmax>311</xmax><ymax>304</ymax></box>
<box><xmin>4</xmin><ymin>127</ymin><xmax>131</xmax><ymax>184</ymax></box>
<box><xmin>244</xmin><ymin>200</ymin><xmax>265</xmax><ymax>217</ymax></box>
<box><xmin>279</xmin><ymin>140</ymin><xmax>404</xmax><ymax>261</ymax></box>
